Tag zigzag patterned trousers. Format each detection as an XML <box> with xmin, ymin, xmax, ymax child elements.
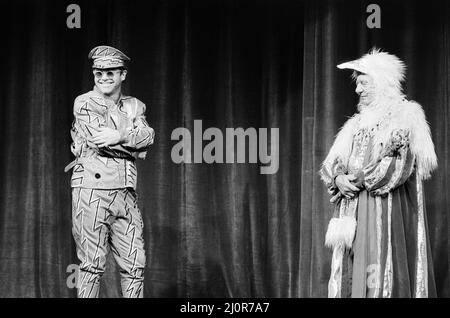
<box><xmin>71</xmin><ymin>187</ymin><xmax>146</xmax><ymax>298</ymax></box>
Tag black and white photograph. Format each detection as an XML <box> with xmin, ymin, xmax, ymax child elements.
<box><xmin>0</xmin><ymin>0</ymin><xmax>449</xmax><ymax>303</ymax></box>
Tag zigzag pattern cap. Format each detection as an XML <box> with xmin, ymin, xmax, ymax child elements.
<box><xmin>88</xmin><ymin>45</ymin><xmax>131</xmax><ymax>69</ymax></box>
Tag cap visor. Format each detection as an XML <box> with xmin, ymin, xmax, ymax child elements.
<box><xmin>336</xmin><ymin>61</ymin><xmax>365</xmax><ymax>74</ymax></box>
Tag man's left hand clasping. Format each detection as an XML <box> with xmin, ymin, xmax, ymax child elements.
<box><xmin>91</xmin><ymin>127</ymin><xmax>121</xmax><ymax>147</ymax></box>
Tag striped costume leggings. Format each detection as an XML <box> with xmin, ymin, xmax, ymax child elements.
<box><xmin>71</xmin><ymin>187</ymin><xmax>146</xmax><ymax>298</ymax></box>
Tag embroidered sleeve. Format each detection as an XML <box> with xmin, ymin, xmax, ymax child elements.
<box><xmin>120</xmin><ymin>102</ymin><xmax>155</xmax><ymax>151</ymax></box>
<box><xmin>320</xmin><ymin>157</ymin><xmax>348</xmax><ymax>194</ymax></box>
<box><xmin>320</xmin><ymin>115</ymin><xmax>357</xmax><ymax>198</ymax></box>
<box><xmin>362</xmin><ymin>129</ymin><xmax>415</xmax><ymax>195</ymax></box>
<box><xmin>71</xmin><ymin>97</ymin><xmax>133</xmax><ymax>159</ymax></box>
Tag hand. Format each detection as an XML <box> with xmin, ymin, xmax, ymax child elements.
<box><xmin>91</xmin><ymin>127</ymin><xmax>121</xmax><ymax>147</ymax></box>
<box><xmin>335</xmin><ymin>174</ymin><xmax>360</xmax><ymax>199</ymax></box>
<box><xmin>330</xmin><ymin>192</ymin><xmax>342</xmax><ymax>204</ymax></box>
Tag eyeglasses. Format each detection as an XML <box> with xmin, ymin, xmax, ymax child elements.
<box><xmin>93</xmin><ymin>69</ymin><xmax>123</xmax><ymax>79</ymax></box>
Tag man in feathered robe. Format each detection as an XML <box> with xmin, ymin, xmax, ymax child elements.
<box><xmin>320</xmin><ymin>48</ymin><xmax>438</xmax><ymax>298</ymax></box>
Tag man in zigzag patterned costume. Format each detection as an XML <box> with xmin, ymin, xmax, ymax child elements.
<box><xmin>66</xmin><ymin>45</ymin><xmax>155</xmax><ymax>298</ymax></box>
<box><xmin>320</xmin><ymin>48</ymin><xmax>437</xmax><ymax>297</ymax></box>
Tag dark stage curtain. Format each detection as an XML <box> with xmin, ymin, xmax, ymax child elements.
<box><xmin>0</xmin><ymin>0</ymin><xmax>449</xmax><ymax>297</ymax></box>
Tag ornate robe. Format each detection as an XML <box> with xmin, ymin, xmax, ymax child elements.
<box><xmin>320</xmin><ymin>97</ymin><xmax>437</xmax><ymax>298</ymax></box>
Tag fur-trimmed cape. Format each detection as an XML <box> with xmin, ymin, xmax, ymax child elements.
<box><xmin>321</xmin><ymin>98</ymin><xmax>437</xmax><ymax>182</ymax></box>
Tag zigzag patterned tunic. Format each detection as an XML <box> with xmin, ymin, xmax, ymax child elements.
<box><xmin>67</xmin><ymin>87</ymin><xmax>154</xmax><ymax>298</ymax></box>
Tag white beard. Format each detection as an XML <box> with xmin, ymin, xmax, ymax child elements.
<box><xmin>356</xmin><ymin>93</ymin><xmax>402</xmax><ymax>130</ymax></box>
<box><xmin>356</xmin><ymin>98</ymin><xmax>371</xmax><ymax>112</ymax></box>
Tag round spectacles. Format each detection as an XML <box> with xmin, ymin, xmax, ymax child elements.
<box><xmin>93</xmin><ymin>69</ymin><xmax>122</xmax><ymax>79</ymax></box>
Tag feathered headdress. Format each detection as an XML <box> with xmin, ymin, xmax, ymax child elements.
<box><xmin>337</xmin><ymin>48</ymin><xmax>406</xmax><ymax>97</ymax></box>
